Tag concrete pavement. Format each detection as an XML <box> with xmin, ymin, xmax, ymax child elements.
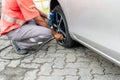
<box><xmin>0</xmin><ymin>36</ymin><xmax>120</xmax><ymax>80</ymax></box>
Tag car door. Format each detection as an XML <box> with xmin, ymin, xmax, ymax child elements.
<box><xmin>62</xmin><ymin>0</ymin><xmax>120</xmax><ymax>62</ymax></box>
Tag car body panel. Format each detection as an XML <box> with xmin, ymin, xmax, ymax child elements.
<box><xmin>50</xmin><ymin>0</ymin><xmax>120</xmax><ymax>66</ymax></box>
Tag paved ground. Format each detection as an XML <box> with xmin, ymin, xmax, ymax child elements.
<box><xmin>0</xmin><ymin>37</ymin><xmax>120</xmax><ymax>80</ymax></box>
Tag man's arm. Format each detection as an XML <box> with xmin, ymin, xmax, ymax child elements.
<box><xmin>33</xmin><ymin>12</ymin><xmax>63</xmax><ymax>40</ymax></box>
<box><xmin>38</xmin><ymin>10</ymin><xmax>49</xmax><ymax>19</ymax></box>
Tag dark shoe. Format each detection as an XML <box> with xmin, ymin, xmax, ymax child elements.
<box><xmin>25</xmin><ymin>45</ymin><xmax>40</xmax><ymax>51</ymax></box>
<box><xmin>10</xmin><ymin>40</ymin><xmax>28</xmax><ymax>55</ymax></box>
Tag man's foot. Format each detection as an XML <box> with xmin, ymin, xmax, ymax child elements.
<box><xmin>10</xmin><ymin>40</ymin><xmax>28</xmax><ymax>55</ymax></box>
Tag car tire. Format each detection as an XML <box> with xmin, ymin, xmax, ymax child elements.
<box><xmin>52</xmin><ymin>6</ymin><xmax>76</xmax><ymax>48</ymax></box>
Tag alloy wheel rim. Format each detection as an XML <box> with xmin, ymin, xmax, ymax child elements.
<box><xmin>53</xmin><ymin>12</ymin><xmax>67</xmax><ymax>45</ymax></box>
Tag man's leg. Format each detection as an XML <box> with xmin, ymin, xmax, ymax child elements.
<box><xmin>7</xmin><ymin>20</ymin><xmax>52</xmax><ymax>50</ymax></box>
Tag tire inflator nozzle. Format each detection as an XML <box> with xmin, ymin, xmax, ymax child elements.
<box><xmin>48</xmin><ymin>12</ymin><xmax>54</xmax><ymax>26</ymax></box>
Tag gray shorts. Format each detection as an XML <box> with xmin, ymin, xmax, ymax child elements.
<box><xmin>7</xmin><ymin>20</ymin><xmax>52</xmax><ymax>49</ymax></box>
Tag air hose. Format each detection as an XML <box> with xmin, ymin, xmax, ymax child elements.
<box><xmin>0</xmin><ymin>37</ymin><xmax>55</xmax><ymax>60</ymax></box>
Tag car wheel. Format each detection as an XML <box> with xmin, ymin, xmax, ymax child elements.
<box><xmin>52</xmin><ymin>6</ymin><xmax>76</xmax><ymax>48</ymax></box>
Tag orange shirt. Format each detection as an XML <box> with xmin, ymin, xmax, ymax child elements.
<box><xmin>0</xmin><ymin>0</ymin><xmax>39</xmax><ymax>35</ymax></box>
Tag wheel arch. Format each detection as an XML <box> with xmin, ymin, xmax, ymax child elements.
<box><xmin>50</xmin><ymin>0</ymin><xmax>60</xmax><ymax>11</ymax></box>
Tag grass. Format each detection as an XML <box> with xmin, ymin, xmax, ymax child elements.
<box><xmin>42</xmin><ymin>7</ymin><xmax>49</xmax><ymax>14</ymax></box>
<box><xmin>34</xmin><ymin>0</ymin><xmax>48</xmax><ymax>2</ymax></box>
<box><xmin>34</xmin><ymin>0</ymin><xmax>49</xmax><ymax>14</ymax></box>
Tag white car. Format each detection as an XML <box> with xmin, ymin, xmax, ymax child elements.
<box><xmin>49</xmin><ymin>0</ymin><xmax>120</xmax><ymax>66</ymax></box>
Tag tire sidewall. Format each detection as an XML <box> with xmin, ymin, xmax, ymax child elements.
<box><xmin>53</xmin><ymin>6</ymin><xmax>74</xmax><ymax>48</ymax></box>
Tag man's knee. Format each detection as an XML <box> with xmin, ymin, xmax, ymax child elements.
<box><xmin>45</xmin><ymin>28</ymin><xmax>52</xmax><ymax>38</ymax></box>
<box><xmin>40</xmin><ymin>28</ymin><xmax>52</xmax><ymax>38</ymax></box>
<box><xmin>35</xmin><ymin>28</ymin><xmax>52</xmax><ymax>42</ymax></box>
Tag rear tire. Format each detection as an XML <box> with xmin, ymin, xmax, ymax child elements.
<box><xmin>52</xmin><ymin>6</ymin><xmax>76</xmax><ymax>48</ymax></box>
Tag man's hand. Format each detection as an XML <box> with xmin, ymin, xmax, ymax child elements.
<box><xmin>34</xmin><ymin>11</ymin><xmax>63</xmax><ymax>41</ymax></box>
<box><xmin>53</xmin><ymin>32</ymin><xmax>64</xmax><ymax>40</ymax></box>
